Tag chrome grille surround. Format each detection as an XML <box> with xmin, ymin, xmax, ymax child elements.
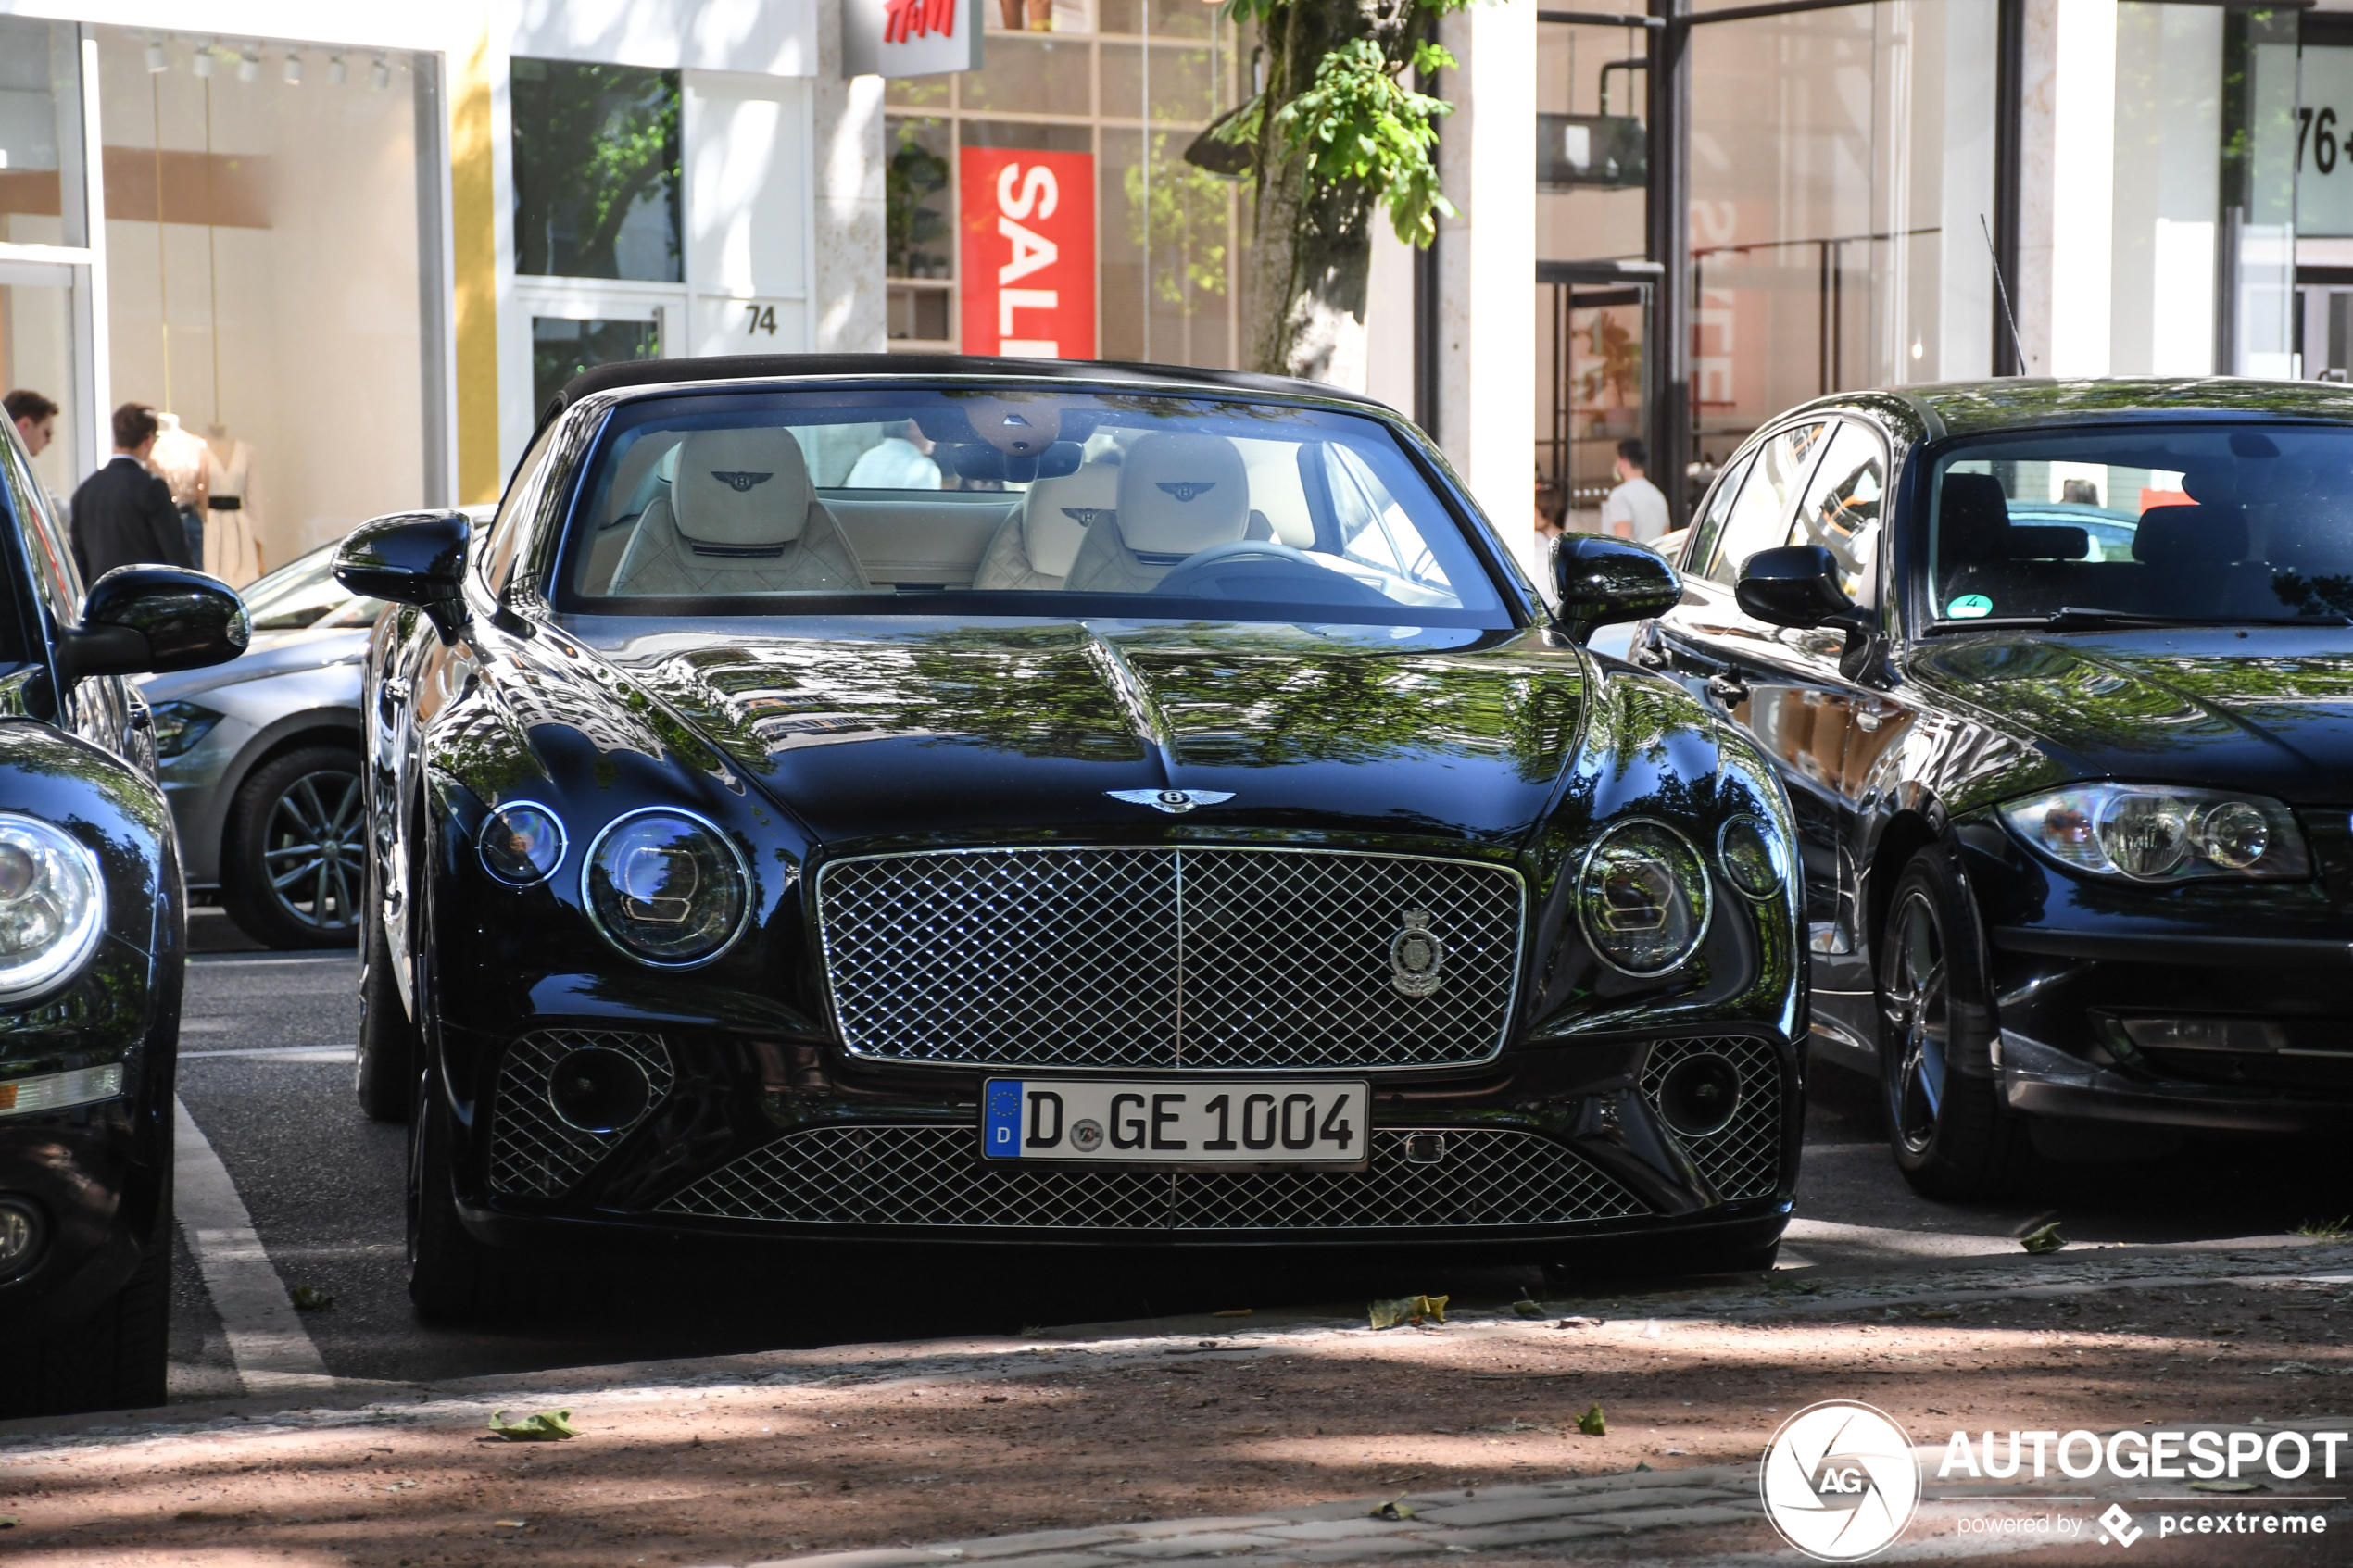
<box><xmin>488</xmin><ymin>1029</ymin><xmax>675</xmax><ymax>1198</ymax></box>
<box><xmin>815</xmin><ymin>846</ymin><xmax>1525</xmax><ymax>1071</ymax></box>
<box><xmin>655</xmin><ymin>1124</ymin><xmax>1649</xmax><ymax>1231</ymax></box>
<box><xmin>1640</xmin><ymin>1035</ymin><xmax>1785</xmax><ymax>1202</ymax></box>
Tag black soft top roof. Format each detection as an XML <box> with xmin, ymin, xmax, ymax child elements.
<box><xmin>553</xmin><ymin>354</ymin><xmax>1393</xmax><ymax>422</ymax></box>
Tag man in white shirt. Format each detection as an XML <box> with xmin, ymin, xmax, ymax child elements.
<box><xmin>1600</xmin><ymin>438</ymin><xmax>1670</xmax><ymax>544</ymax></box>
<box><xmin>846</xmin><ymin>420</ymin><xmax>942</xmax><ymax>489</ymax></box>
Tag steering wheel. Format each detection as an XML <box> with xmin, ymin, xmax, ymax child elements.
<box><xmin>1151</xmin><ymin>538</ymin><xmax>1390</xmax><ymax>607</ymax></box>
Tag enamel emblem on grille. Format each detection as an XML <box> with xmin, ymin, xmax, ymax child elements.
<box><xmin>1390</xmin><ymin>910</ymin><xmax>1445</xmax><ymax>997</ymax></box>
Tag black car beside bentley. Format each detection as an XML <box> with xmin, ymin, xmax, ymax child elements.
<box><xmin>0</xmin><ymin>415</ymin><xmax>247</xmax><ymax>1414</ymax></box>
<box><xmin>335</xmin><ymin>354</ymin><xmax>1806</xmax><ymax>1316</ymax></box>
<box><xmin>1641</xmin><ymin>378</ymin><xmax>2353</xmax><ymax>1198</ymax></box>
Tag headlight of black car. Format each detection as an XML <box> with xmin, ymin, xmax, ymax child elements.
<box><xmin>0</xmin><ymin>815</ymin><xmax>106</xmax><ymax>1000</ymax></box>
<box><xmin>581</xmin><ymin>809</ymin><xmax>749</xmax><ymax>966</ymax></box>
<box><xmin>149</xmin><ymin>700</ymin><xmax>222</xmax><ymax>759</ymax></box>
<box><xmin>2000</xmin><ymin>784</ymin><xmax>2311</xmax><ymax>882</ymax></box>
<box><xmin>1578</xmin><ymin>819</ymin><xmax>1712</xmax><ymax>975</ymax></box>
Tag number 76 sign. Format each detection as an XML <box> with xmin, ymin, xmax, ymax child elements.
<box><xmin>960</xmin><ymin>147</ymin><xmax>1095</xmax><ymax>360</ymax></box>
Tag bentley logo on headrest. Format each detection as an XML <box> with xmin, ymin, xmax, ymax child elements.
<box><xmin>1061</xmin><ymin>507</ymin><xmax>1114</xmax><ymax>527</ymax></box>
<box><xmin>1155</xmin><ymin>481</ymin><xmax>1216</xmax><ymax>503</ymax></box>
<box><xmin>711</xmin><ymin>470</ymin><xmax>774</xmax><ymax>494</ymax></box>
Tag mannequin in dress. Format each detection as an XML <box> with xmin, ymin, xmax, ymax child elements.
<box><xmin>148</xmin><ymin>412</ymin><xmax>211</xmax><ymax>567</ymax></box>
<box><xmin>202</xmin><ymin>422</ymin><xmax>263</xmax><ymax>586</ymax></box>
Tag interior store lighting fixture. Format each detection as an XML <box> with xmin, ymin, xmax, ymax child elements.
<box><xmin>238</xmin><ymin>50</ymin><xmax>261</xmax><ymax>82</ymax></box>
<box><xmin>329</xmin><ymin>55</ymin><xmax>347</xmax><ymax>85</ymax></box>
<box><xmin>371</xmin><ymin>56</ymin><xmax>391</xmax><ymax>90</ymax></box>
<box><xmin>193</xmin><ymin>43</ymin><xmax>216</xmax><ymax>79</ymax></box>
<box><xmin>145</xmin><ymin>38</ymin><xmax>167</xmax><ymax>73</ymax></box>
<box><xmin>283</xmin><ymin>51</ymin><xmax>302</xmax><ymax>85</ymax></box>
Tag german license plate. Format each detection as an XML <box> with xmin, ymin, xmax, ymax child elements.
<box><xmin>981</xmin><ymin>1078</ymin><xmax>1370</xmax><ymax>1168</ymax></box>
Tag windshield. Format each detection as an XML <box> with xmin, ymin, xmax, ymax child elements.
<box><xmin>242</xmin><ymin>544</ymin><xmax>386</xmax><ymax>632</ymax></box>
<box><xmin>556</xmin><ymin>387</ymin><xmax>1508</xmax><ymax>626</ymax></box>
<box><xmin>1927</xmin><ymin>425</ymin><xmax>2353</xmax><ymax>628</ymax></box>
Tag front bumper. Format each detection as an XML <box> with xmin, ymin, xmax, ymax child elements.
<box><xmin>439</xmin><ymin>1022</ymin><xmax>1802</xmax><ymax>1250</ymax></box>
<box><xmin>1987</xmin><ymin>922</ymin><xmax>2353</xmax><ymax>1132</ymax></box>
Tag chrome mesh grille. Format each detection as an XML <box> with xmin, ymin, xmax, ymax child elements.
<box><xmin>1641</xmin><ymin>1035</ymin><xmax>1784</xmax><ymax>1202</ymax></box>
<box><xmin>816</xmin><ymin>847</ymin><xmax>1523</xmax><ymax>1070</ymax></box>
<box><xmin>487</xmin><ymin>1030</ymin><xmax>674</xmax><ymax>1198</ymax></box>
<box><xmin>655</xmin><ymin>1124</ymin><xmax>1646</xmax><ymax>1231</ymax></box>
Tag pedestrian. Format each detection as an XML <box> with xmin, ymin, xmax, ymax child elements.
<box><xmin>69</xmin><ymin>402</ymin><xmax>194</xmax><ymax>582</ymax></box>
<box><xmin>4</xmin><ymin>389</ymin><xmax>57</xmax><ymax>458</ymax></box>
<box><xmin>1600</xmin><ymin>437</ymin><xmax>1670</xmax><ymax>545</ymax></box>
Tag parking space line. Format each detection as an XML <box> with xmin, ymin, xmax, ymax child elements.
<box><xmin>172</xmin><ymin>1098</ymin><xmax>337</xmax><ymax>1395</ymax></box>
<box><xmin>181</xmin><ymin>1044</ymin><xmax>359</xmax><ymax>1060</ymax></box>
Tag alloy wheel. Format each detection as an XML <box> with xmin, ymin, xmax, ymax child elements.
<box><xmin>261</xmin><ymin>767</ymin><xmax>363</xmax><ymax>935</ymax></box>
<box><xmin>1881</xmin><ymin>888</ymin><xmax>1950</xmax><ymax>1158</ymax></box>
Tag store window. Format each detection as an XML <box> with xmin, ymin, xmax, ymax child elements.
<box><xmin>533</xmin><ymin>318</ymin><xmax>662</xmax><ymax>416</ymax></box>
<box><xmin>882</xmin><ymin>0</ymin><xmax>1248</xmax><ymax>366</ymax></box>
<box><xmin>0</xmin><ymin>18</ymin><xmax>88</xmax><ymax>499</ymax></box>
<box><xmin>511</xmin><ymin>59</ymin><xmax>682</xmax><ymax>283</ymax></box>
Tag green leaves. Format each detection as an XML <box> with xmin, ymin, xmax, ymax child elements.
<box><xmin>1271</xmin><ymin>37</ymin><xmax>1462</xmax><ymax>247</ymax></box>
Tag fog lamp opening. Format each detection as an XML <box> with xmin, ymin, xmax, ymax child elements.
<box><xmin>2118</xmin><ymin>1017</ymin><xmax>2287</xmax><ymax>1054</ymax></box>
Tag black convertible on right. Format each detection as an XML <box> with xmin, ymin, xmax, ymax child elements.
<box><xmin>1637</xmin><ymin>379</ymin><xmax>2353</xmax><ymax>1197</ymax></box>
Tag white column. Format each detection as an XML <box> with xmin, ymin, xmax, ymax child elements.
<box><xmin>2017</xmin><ymin>0</ymin><xmax>2116</xmax><ymax>377</ymax></box>
<box><xmin>1436</xmin><ymin>0</ymin><xmax>1538</xmax><ymax>576</ymax></box>
<box><xmin>815</xmin><ymin>1</ymin><xmax>887</xmax><ymax>354</ymax></box>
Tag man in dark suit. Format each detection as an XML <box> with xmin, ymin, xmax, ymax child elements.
<box><xmin>70</xmin><ymin>402</ymin><xmax>193</xmax><ymax>583</ymax></box>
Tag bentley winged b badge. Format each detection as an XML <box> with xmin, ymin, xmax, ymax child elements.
<box><xmin>1107</xmin><ymin>788</ymin><xmax>1235</xmax><ymax>814</ymax></box>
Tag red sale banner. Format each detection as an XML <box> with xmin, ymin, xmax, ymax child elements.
<box><xmin>960</xmin><ymin>147</ymin><xmax>1095</xmax><ymax>360</ymax></box>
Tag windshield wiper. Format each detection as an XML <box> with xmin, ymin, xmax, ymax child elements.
<box><xmin>2039</xmin><ymin>606</ymin><xmax>2353</xmax><ymax>630</ymax></box>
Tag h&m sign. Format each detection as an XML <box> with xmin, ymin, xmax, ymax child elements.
<box><xmin>843</xmin><ymin>0</ymin><xmax>984</xmax><ymax>78</ymax></box>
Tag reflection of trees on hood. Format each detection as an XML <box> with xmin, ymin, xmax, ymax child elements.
<box><xmin>606</xmin><ymin>622</ymin><xmax>1585</xmax><ymax>783</ymax></box>
<box><xmin>1923</xmin><ymin>636</ymin><xmax>2353</xmax><ymax>757</ymax></box>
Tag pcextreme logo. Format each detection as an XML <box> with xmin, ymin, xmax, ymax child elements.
<box><xmin>1759</xmin><ymin>1401</ymin><xmax>1923</xmax><ymax>1562</ymax></box>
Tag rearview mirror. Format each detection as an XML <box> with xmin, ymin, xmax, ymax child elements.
<box><xmin>335</xmin><ymin>510</ymin><xmax>470</xmax><ymax>638</ymax></box>
<box><xmin>1551</xmin><ymin>533</ymin><xmax>1681</xmax><ymax>645</ymax></box>
<box><xmin>1735</xmin><ymin>545</ymin><xmax>1857</xmax><ymax>629</ymax></box>
<box><xmin>57</xmin><ymin>565</ymin><xmax>249</xmax><ymax>682</ymax></box>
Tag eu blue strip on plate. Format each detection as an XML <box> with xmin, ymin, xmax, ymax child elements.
<box><xmin>983</xmin><ymin>1078</ymin><xmax>1025</xmax><ymax>1160</ymax></box>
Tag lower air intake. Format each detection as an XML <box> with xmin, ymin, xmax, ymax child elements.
<box><xmin>1639</xmin><ymin>1035</ymin><xmax>1784</xmax><ymax>1202</ymax></box>
<box><xmin>487</xmin><ymin>1030</ymin><xmax>674</xmax><ymax>1198</ymax></box>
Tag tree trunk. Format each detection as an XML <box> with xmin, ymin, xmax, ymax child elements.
<box><xmin>1244</xmin><ymin>0</ymin><xmax>1418</xmax><ymax>388</ymax></box>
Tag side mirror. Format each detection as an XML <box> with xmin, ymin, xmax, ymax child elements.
<box><xmin>335</xmin><ymin>510</ymin><xmax>470</xmax><ymax>638</ymax></box>
<box><xmin>1551</xmin><ymin>533</ymin><xmax>1682</xmax><ymax>645</ymax></box>
<box><xmin>57</xmin><ymin>566</ymin><xmax>249</xmax><ymax>682</ymax></box>
<box><xmin>1735</xmin><ymin>545</ymin><xmax>1858</xmax><ymax>629</ymax></box>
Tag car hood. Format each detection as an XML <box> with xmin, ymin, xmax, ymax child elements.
<box><xmin>543</xmin><ymin>617</ymin><xmax>1588</xmax><ymax>846</ymax></box>
<box><xmin>1906</xmin><ymin>626</ymin><xmax>2353</xmax><ymax>802</ymax></box>
<box><xmin>138</xmin><ymin>624</ymin><xmax>369</xmax><ymax>702</ymax></box>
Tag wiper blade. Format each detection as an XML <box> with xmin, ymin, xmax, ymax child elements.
<box><xmin>2039</xmin><ymin>607</ymin><xmax>2353</xmax><ymax>630</ymax></box>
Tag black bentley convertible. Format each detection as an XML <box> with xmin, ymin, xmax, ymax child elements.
<box><xmin>0</xmin><ymin>419</ymin><xmax>246</xmax><ymax>1413</ymax></box>
<box><xmin>1642</xmin><ymin>378</ymin><xmax>2353</xmax><ymax>1198</ymax></box>
<box><xmin>338</xmin><ymin>356</ymin><xmax>1804</xmax><ymax>1316</ymax></box>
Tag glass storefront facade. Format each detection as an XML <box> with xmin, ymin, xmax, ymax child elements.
<box><xmin>884</xmin><ymin>0</ymin><xmax>1251</xmax><ymax>368</ymax></box>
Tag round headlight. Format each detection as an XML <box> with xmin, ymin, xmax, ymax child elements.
<box><xmin>1716</xmin><ymin>814</ymin><xmax>1786</xmax><ymax>901</ymax></box>
<box><xmin>581</xmin><ymin>809</ymin><xmax>749</xmax><ymax>967</ymax></box>
<box><xmin>1577</xmin><ymin>819</ymin><xmax>1710</xmax><ymax>977</ymax></box>
<box><xmin>2095</xmin><ymin>792</ymin><xmax>2190</xmax><ymax>879</ymax></box>
<box><xmin>0</xmin><ymin>815</ymin><xmax>105</xmax><ymax>1000</ymax></box>
<box><xmin>479</xmin><ymin>802</ymin><xmax>567</xmax><ymax>885</ymax></box>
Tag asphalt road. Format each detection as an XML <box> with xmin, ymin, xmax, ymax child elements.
<box><xmin>167</xmin><ymin>907</ymin><xmax>2353</xmax><ymax>1399</ymax></box>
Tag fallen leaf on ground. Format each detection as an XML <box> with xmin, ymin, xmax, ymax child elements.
<box><xmin>2019</xmin><ymin>1223</ymin><xmax>2066</xmax><ymax>1254</ymax></box>
<box><xmin>1633</xmin><ymin>1461</ymin><xmax>1653</xmax><ymax>1472</ymax></box>
<box><xmin>1369</xmin><ymin>1294</ymin><xmax>1449</xmax><ymax>1329</ymax></box>
<box><xmin>1510</xmin><ymin>1299</ymin><xmax>1546</xmax><ymax>1318</ymax></box>
<box><xmin>485</xmin><ymin>1409</ymin><xmax>578</xmax><ymax>1442</ymax></box>
<box><xmin>1553</xmin><ymin>1316</ymin><xmax>1600</xmax><ymax>1330</ymax></box>
<box><xmin>494</xmin><ymin>1519</ymin><xmax>529</xmax><ymax>1527</ymax></box>
<box><xmin>290</xmin><ymin>1285</ymin><xmax>333</xmax><ymax>1311</ymax></box>
<box><xmin>2263</xmin><ymin>1361</ymin><xmax>2327</xmax><ymax>1376</ymax></box>
<box><xmin>1211</xmin><ymin>1308</ymin><xmax>1253</xmax><ymax>1318</ymax></box>
<box><xmin>2189</xmin><ymin>1479</ymin><xmax>2266</xmax><ymax>1493</ymax></box>
<box><xmin>0</xmin><ymin>1514</ymin><xmax>15</xmax><ymax>1527</ymax></box>
<box><xmin>1579</xmin><ymin>1404</ymin><xmax>1607</xmax><ymax>1436</ymax></box>
<box><xmin>1371</xmin><ymin>1497</ymin><xmax>1417</xmax><ymax>1520</ymax></box>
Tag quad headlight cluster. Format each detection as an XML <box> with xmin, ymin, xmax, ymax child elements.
<box><xmin>1577</xmin><ymin>811</ymin><xmax>1790</xmax><ymax>976</ymax></box>
<box><xmin>0</xmin><ymin>815</ymin><xmax>105</xmax><ymax>1001</ymax></box>
<box><xmin>478</xmin><ymin>803</ymin><xmax>752</xmax><ymax>967</ymax></box>
<box><xmin>2000</xmin><ymin>784</ymin><xmax>2309</xmax><ymax>883</ymax></box>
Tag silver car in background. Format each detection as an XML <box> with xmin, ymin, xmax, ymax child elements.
<box><xmin>140</xmin><ymin>542</ymin><xmax>381</xmax><ymax>947</ymax></box>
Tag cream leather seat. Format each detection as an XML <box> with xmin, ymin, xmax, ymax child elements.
<box><xmin>1062</xmin><ymin>432</ymin><xmax>1251</xmax><ymax>594</ymax></box>
<box><xmin>973</xmin><ymin>460</ymin><xmax>1120</xmax><ymax>590</ymax></box>
<box><xmin>609</xmin><ymin>426</ymin><xmax>870</xmax><ymax>596</ymax></box>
